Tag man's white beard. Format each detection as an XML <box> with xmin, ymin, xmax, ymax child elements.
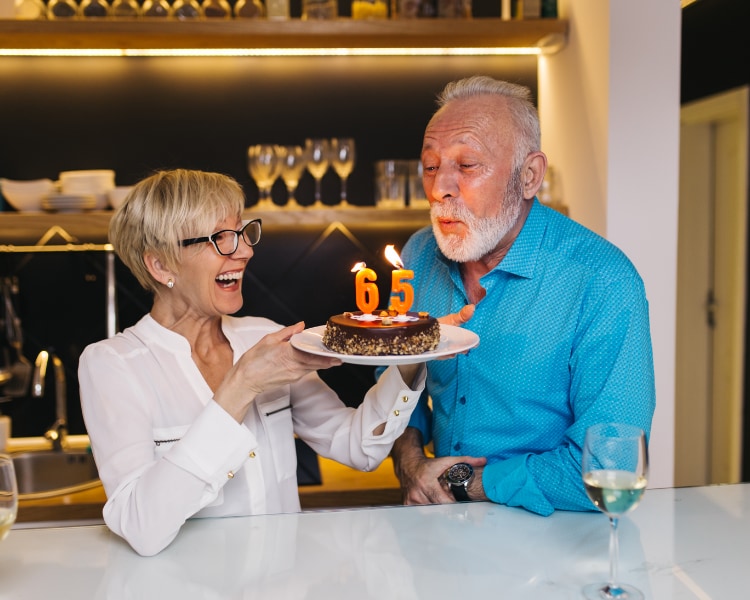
<box><xmin>430</xmin><ymin>170</ymin><xmax>524</xmax><ymax>263</ymax></box>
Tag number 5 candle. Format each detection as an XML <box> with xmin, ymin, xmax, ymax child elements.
<box><xmin>384</xmin><ymin>245</ymin><xmax>414</xmax><ymax>314</ymax></box>
<box><xmin>351</xmin><ymin>262</ymin><xmax>379</xmax><ymax>314</ymax></box>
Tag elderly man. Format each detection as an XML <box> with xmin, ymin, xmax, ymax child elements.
<box><xmin>390</xmin><ymin>75</ymin><xmax>656</xmax><ymax>515</ymax></box>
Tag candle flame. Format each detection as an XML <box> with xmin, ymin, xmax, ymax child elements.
<box><xmin>384</xmin><ymin>245</ymin><xmax>404</xmax><ymax>269</ymax></box>
<box><xmin>351</xmin><ymin>261</ymin><xmax>367</xmax><ymax>272</ymax></box>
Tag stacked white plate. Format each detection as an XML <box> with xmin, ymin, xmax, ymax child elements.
<box><xmin>41</xmin><ymin>193</ymin><xmax>97</xmax><ymax>212</ymax></box>
<box><xmin>59</xmin><ymin>170</ymin><xmax>115</xmax><ymax>210</ymax></box>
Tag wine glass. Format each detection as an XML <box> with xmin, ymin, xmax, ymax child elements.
<box><xmin>582</xmin><ymin>423</ymin><xmax>648</xmax><ymax>600</ymax></box>
<box><xmin>248</xmin><ymin>144</ymin><xmax>283</xmax><ymax>210</ymax></box>
<box><xmin>305</xmin><ymin>138</ymin><xmax>330</xmax><ymax>208</ymax></box>
<box><xmin>330</xmin><ymin>137</ymin><xmax>356</xmax><ymax>208</ymax></box>
<box><xmin>0</xmin><ymin>455</ymin><xmax>18</xmax><ymax>542</ymax></box>
<box><xmin>279</xmin><ymin>145</ymin><xmax>308</xmax><ymax>210</ymax></box>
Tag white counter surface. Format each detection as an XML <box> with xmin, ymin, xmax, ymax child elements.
<box><xmin>1</xmin><ymin>483</ymin><xmax>748</xmax><ymax>599</ymax></box>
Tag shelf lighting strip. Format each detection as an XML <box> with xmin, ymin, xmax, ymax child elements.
<box><xmin>0</xmin><ymin>46</ymin><xmax>543</xmax><ymax>57</ymax></box>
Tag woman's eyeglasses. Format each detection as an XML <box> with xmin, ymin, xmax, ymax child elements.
<box><xmin>180</xmin><ymin>219</ymin><xmax>262</xmax><ymax>256</ymax></box>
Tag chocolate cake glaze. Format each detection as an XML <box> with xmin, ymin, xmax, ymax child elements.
<box><xmin>322</xmin><ymin>311</ymin><xmax>440</xmax><ymax>356</ymax></box>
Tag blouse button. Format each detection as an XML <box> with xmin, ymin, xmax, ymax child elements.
<box><xmin>249</xmin><ymin>451</ymin><xmax>256</xmax><ymax>458</ymax></box>
<box><xmin>393</xmin><ymin>409</ymin><xmax>400</xmax><ymax>416</ymax></box>
<box><xmin>227</xmin><ymin>471</ymin><xmax>235</xmax><ymax>479</ymax></box>
<box><xmin>401</xmin><ymin>395</ymin><xmax>409</xmax><ymax>403</ymax></box>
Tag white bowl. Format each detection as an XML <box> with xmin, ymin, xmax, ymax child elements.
<box><xmin>0</xmin><ymin>178</ymin><xmax>56</xmax><ymax>212</ymax></box>
<box><xmin>59</xmin><ymin>170</ymin><xmax>115</xmax><ymax>210</ymax></box>
<box><xmin>108</xmin><ymin>186</ymin><xmax>134</xmax><ymax>210</ymax></box>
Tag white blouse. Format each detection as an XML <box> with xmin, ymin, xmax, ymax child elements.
<box><xmin>78</xmin><ymin>314</ymin><xmax>425</xmax><ymax>556</ymax></box>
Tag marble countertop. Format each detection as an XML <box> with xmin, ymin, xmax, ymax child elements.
<box><xmin>1</xmin><ymin>483</ymin><xmax>749</xmax><ymax>598</ymax></box>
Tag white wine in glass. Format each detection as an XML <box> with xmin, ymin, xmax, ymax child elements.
<box><xmin>330</xmin><ymin>137</ymin><xmax>356</xmax><ymax>208</ymax></box>
<box><xmin>279</xmin><ymin>145</ymin><xmax>308</xmax><ymax>210</ymax></box>
<box><xmin>248</xmin><ymin>144</ymin><xmax>283</xmax><ymax>210</ymax></box>
<box><xmin>0</xmin><ymin>455</ymin><xmax>18</xmax><ymax>541</ymax></box>
<box><xmin>305</xmin><ymin>138</ymin><xmax>330</xmax><ymax>208</ymax></box>
<box><xmin>582</xmin><ymin>423</ymin><xmax>648</xmax><ymax>600</ymax></box>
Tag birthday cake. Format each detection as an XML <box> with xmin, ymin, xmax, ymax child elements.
<box><xmin>322</xmin><ymin>310</ymin><xmax>441</xmax><ymax>356</ymax></box>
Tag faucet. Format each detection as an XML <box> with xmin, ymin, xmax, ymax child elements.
<box><xmin>32</xmin><ymin>350</ymin><xmax>68</xmax><ymax>451</ymax></box>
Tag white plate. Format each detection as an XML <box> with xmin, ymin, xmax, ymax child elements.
<box><xmin>290</xmin><ymin>324</ymin><xmax>480</xmax><ymax>366</ymax></box>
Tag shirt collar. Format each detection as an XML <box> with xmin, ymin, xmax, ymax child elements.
<box><xmin>496</xmin><ymin>198</ymin><xmax>545</xmax><ymax>279</ymax></box>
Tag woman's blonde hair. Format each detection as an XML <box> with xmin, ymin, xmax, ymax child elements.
<box><xmin>109</xmin><ymin>169</ymin><xmax>246</xmax><ymax>294</ymax></box>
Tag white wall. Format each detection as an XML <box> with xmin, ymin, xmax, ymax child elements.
<box><xmin>538</xmin><ymin>0</ymin><xmax>681</xmax><ymax>488</ymax></box>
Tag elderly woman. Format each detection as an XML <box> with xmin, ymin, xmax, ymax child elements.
<box><xmin>78</xmin><ymin>169</ymin><xmax>431</xmax><ymax>556</ymax></box>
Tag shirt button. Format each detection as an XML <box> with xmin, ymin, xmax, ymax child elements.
<box><xmin>459</xmin><ymin>396</ymin><xmax>466</xmax><ymax>405</ymax></box>
<box><xmin>249</xmin><ymin>451</ymin><xmax>256</xmax><ymax>458</ymax></box>
<box><xmin>453</xmin><ymin>442</ymin><xmax>462</xmax><ymax>451</ymax></box>
<box><xmin>227</xmin><ymin>471</ymin><xmax>235</xmax><ymax>479</ymax></box>
<box><xmin>393</xmin><ymin>409</ymin><xmax>400</xmax><ymax>416</ymax></box>
<box><xmin>401</xmin><ymin>395</ymin><xmax>409</xmax><ymax>403</ymax></box>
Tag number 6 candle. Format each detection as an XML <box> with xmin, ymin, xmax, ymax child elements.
<box><xmin>384</xmin><ymin>245</ymin><xmax>414</xmax><ymax>314</ymax></box>
<box><xmin>351</xmin><ymin>262</ymin><xmax>379</xmax><ymax>314</ymax></box>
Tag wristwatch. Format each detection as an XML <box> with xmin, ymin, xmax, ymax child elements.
<box><xmin>445</xmin><ymin>462</ymin><xmax>474</xmax><ymax>502</ymax></box>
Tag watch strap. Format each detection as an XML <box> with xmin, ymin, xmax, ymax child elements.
<box><xmin>450</xmin><ymin>482</ymin><xmax>471</xmax><ymax>502</ymax></box>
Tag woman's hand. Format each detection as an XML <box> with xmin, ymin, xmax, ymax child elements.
<box><xmin>214</xmin><ymin>322</ymin><xmax>341</xmax><ymax>422</ymax></box>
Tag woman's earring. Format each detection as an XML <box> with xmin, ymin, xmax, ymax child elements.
<box><xmin>167</xmin><ymin>278</ymin><xmax>174</xmax><ymax>289</ymax></box>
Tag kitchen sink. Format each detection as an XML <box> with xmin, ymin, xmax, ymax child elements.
<box><xmin>12</xmin><ymin>449</ymin><xmax>99</xmax><ymax>495</ymax></box>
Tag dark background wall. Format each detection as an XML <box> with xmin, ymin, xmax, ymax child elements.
<box><xmin>0</xmin><ymin>55</ymin><xmax>536</xmax><ymax>210</ymax></box>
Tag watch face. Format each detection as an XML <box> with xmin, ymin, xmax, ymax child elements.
<box><xmin>446</xmin><ymin>462</ymin><xmax>473</xmax><ymax>485</ymax></box>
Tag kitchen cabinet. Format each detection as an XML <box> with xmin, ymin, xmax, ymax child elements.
<box><xmin>0</xmin><ymin>18</ymin><xmax>568</xmax><ymax>52</ymax></box>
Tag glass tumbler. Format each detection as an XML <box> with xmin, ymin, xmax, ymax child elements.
<box><xmin>0</xmin><ymin>455</ymin><xmax>18</xmax><ymax>542</ymax></box>
<box><xmin>302</xmin><ymin>0</ymin><xmax>337</xmax><ymax>19</ymax></box>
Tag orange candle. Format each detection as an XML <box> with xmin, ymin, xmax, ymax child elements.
<box><xmin>352</xmin><ymin>263</ymin><xmax>379</xmax><ymax>314</ymax></box>
<box><xmin>384</xmin><ymin>245</ymin><xmax>414</xmax><ymax>315</ymax></box>
<box><xmin>390</xmin><ymin>269</ymin><xmax>414</xmax><ymax>314</ymax></box>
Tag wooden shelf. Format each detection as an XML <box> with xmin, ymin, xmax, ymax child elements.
<box><xmin>0</xmin><ymin>18</ymin><xmax>567</xmax><ymax>52</ymax></box>
<box><xmin>0</xmin><ymin>207</ymin><xmax>431</xmax><ymax>245</ymax></box>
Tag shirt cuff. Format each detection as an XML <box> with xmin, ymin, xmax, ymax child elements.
<box><xmin>483</xmin><ymin>454</ymin><xmax>555</xmax><ymax>516</ymax></box>
<box><xmin>164</xmin><ymin>400</ymin><xmax>257</xmax><ymax>488</ymax></box>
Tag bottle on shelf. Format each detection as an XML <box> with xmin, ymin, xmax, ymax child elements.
<box><xmin>47</xmin><ymin>0</ymin><xmax>78</xmax><ymax>17</ymax></box>
<box><xmin>80</xmin><ymin>0</ymin><xmax>111</xmax><ymax>17</ymax></box>
<box><xmin>265</xmin><ymin>0</ymin><xmax>288</xmax><ymax>19</ymax></box>
<box><xmin>110</xmin><ymin>0</ymin><xmax>141</xmax><ymax>17</ymax></box>
<box><xmin>14</xmin><ymin>0</ymin><xmax>47</xmax><ymax>19</ymax></box>
<box><xmin>141</xmin><ymin>0</ymin><xmax>172</xmax><ymax>17</ymax></box>
<box><xmin>351</xmin><ymin>0</ymin><xmax>387</xmax><ymax>19</ymax></box>
<box><xmin>201</xmin><ymin>0</ymin><xmax>231</xmax><ymax>18</ymax></box>
<box><xmin>234</xmin><ymin>0</ymin><xmax>264</xmax><ymax>18</ymax></box>
<box><xmin>172</xmin><ymin>0</ymin><xmax>202</xmax><ymax>18</ymax></box>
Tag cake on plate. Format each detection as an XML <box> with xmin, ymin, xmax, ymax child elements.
<box><xmin>322</xmin><ymin>310</ymin><xmax>440</xmax><ymax>356</ymax></box>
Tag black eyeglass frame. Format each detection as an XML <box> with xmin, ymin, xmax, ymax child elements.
<box><xmin>180</xmin><ymin>218</ymin><xmax>262</xmax><ymax>256</ymax></box>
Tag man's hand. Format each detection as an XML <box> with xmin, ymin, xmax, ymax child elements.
<box><xmin>391</xmin><ymin>427</ymin><xmax>486</xmax><ymax>504</ymax></box>
<box><xmin>437</xmin><ymin>303</ymin><xmax>475</xmax><ymax>327</ymax></box>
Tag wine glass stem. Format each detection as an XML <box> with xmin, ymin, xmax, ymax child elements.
<box><xmin>340</xmin><ymin>177</ymin><xmax>348</xmax><ymax>203</ymax></box>
<box><xmin>315</xmin><ymin>178</ymin><xmax>322</xmax><ymax>204</ymax></box>
<box><xmin>608</xmin><ymin>516</ymin><xmax>620</xmax><ymax>590</ymax></box>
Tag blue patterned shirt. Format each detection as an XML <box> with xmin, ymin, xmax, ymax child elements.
<box><xmin>401</xmin><ymin>199</ymin><xmax>656</xmax><ymax>516</ymax></box>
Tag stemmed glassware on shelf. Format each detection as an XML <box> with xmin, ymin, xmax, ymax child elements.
<box><xmin>248</xmin><ymin>144</ymin><xmax>283</xmax><ymax>210</ymax></box>
<box><xmin>305</xmin><ymin>138</ymin><xmax>330</xmax><ymax>209</ymax></box>
<box><xmin>581</xmin><ymin>423</ymin><xmax>649</xmax><ymax>600</ymax></box>
<box><xmin>279</xmin><ymin>145</ymin><xmax>308</xmax><ymax>210</ymax></box>
<box><xmin>0</xmin><ymin>455</ymin><xmax>18</xmax><ymax>543</ymax></box>
<box><xmin>330</xmin><ymin>137</ymin><xmax>356</xmax><ymax>208</ymax></box>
